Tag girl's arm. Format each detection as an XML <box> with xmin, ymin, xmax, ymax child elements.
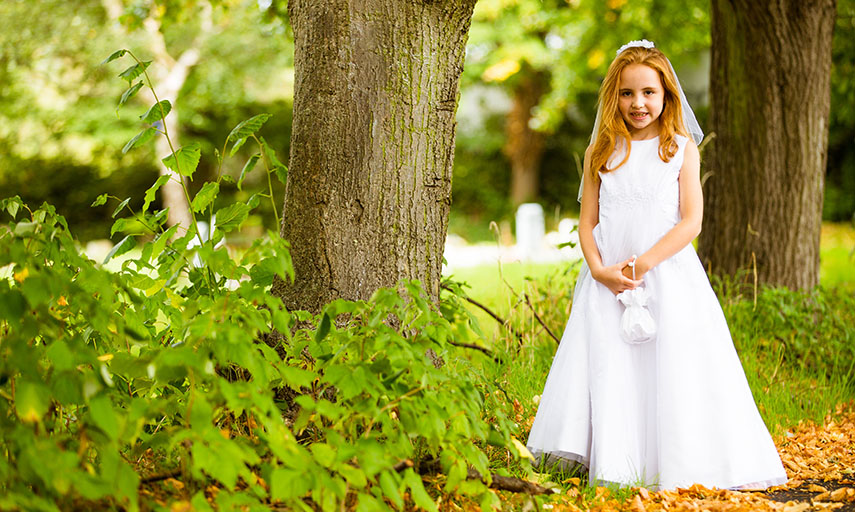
<box><xmin>626</xmin><ymin>140</ymin><xmax>702</xmax><ymax>279</ymax></box>
<box><xmin>580</xmin><ymin>145</ymin><xmax>642</xmax><ymax>295</ymax></box>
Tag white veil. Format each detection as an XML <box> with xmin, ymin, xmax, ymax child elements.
<box><xmin>578</xmin><ymin>40</ymin><xmax>704</xmax><ymax>202</ymax></box>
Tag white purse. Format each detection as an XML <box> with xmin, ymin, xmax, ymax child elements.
<box><xmin>616</xmin><ymin>255</ymin><xmax>656</xmax><ymax>344</ymax></box>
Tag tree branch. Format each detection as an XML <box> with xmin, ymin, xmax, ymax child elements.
<box><xmin>440</xmin><ymin>284</ymin><xmax>525</xmax><ymax>343</ymax></box>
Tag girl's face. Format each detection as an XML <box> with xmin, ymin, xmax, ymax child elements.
<box><xmin>618</xmin><ymin>63</ymin><xmax>664</xmax><ymax>140</ymax></box>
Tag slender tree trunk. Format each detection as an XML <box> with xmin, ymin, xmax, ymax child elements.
<box><xmin>506</xmin><ymin>71</ymin><xmax>547</xmax><ymax>206</ymax></box>
<box><xmin>272</xmin><ymin>0</ymin><xmax>476</xmax><ymax>313</ymax></box>
<box><xmin>699</xmin><ymin>0</ymin><xmax>836</xmax><ymax>290</ymax></box>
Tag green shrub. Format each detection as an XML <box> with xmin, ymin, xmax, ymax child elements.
<box><xmin>0</xmin><ymin>49</ymin><xmax>522</xmax><ymax>510</ymax></box>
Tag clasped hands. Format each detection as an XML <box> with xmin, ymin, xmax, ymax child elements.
<box><xmin>592</xmin><ymin>256</ymin><xmax>649</xmax><ymax>295</ymax></box>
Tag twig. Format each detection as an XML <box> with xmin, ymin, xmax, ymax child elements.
<box><xmin>523</xmin><ymin>294</ymin><xmax>561</xmax><ymax>345</ymax></box>
<box><xmin>447</xmin><ymin>339</ymin><xmax>496</xmax><ymax>359</ymax></box>
<box><xmin>140</xmin><ymin>469</ymin><xmax>181</xmax><ymax>484</ymax></box>
<box><xmin>441</xmin><ymin>284</ymin><xmax>525</xmax><ymax>343</ymax></box>
<box><xmin>399</xmin><ymin>457</ymin><xmax>552</xmax><ymax>495</ymax></box>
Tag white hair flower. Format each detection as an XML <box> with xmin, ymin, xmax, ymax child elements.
<box><xmin>616</xmin><ymin>39</ymin><xmax>655</xmax><ymax>56</ymax></box>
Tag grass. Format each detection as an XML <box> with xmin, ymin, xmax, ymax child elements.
<box><xmin>441</xmin><ymin>221</ymin><xmax>855</xmax><ymax>499</ymax></box>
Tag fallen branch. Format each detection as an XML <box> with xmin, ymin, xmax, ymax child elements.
<box><xmin>140</xmin><ymin>469</ymin><xmax>181</xmax><ymax>485</ymax></box>
<box><xmin>402</xmin><ymin>457</ymin><xmax>553</xmax><ymax>495</ymax></box>
<box><xmin>467</xmin><ymin>468</ymin><xmax>553</xmax><ymax>495</ymax></box>
<box><xmin>441</xmin><ymin>284</ymin><xmax>525</xmax><ymax>343</ymax></box>
<box><xmin>524</xmin><ymin>293</ymin><xmax>561</xmax><ymax>345</ymax></box>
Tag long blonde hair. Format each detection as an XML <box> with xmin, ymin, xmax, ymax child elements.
<box><xmin>589</xmin><ymin>46</ymin><xmax>688</xmax><ymax>181</ymax></box>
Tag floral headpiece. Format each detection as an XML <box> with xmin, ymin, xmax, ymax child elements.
<box><xmin>616</xmin><ymin>39</ymin><xmax>656</xmax><ymax>56</ymax></box>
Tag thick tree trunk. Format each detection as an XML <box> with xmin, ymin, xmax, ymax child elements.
<box><xmin>699</xmin><ymin>0</ymin><xmax>836</xmax><ymax>290</ymax></box>
<box><xmin>506</xmin><ymin>71</ymin><xmax>547</xmax><ymax>206</ymax></box>
<box><xmin>274</xmin><ymin>0</ymin><xmax>476</xmax><ymax>312</ymax></box>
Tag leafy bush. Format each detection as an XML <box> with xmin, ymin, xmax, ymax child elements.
<box><xmin>0</xmin><ymin>50</ymin><xmax>521</xmax><ymax>511</ymax></box>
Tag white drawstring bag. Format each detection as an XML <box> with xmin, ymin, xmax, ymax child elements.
<box><xmin>616</xmin><ymin>255</ymin><xmax>656</xmax><ymax>344</ymax></box>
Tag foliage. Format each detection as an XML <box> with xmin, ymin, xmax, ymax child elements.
<box><xmin>0</xmin><ymin>0</ymin><xmax>294</xmax><ymax>240</ymax></box>
<box><xmin>826</xmin><ymin>0</ymin><xmax>855</xmax><ymax>222</ymax></box>
<box><xmin>0</xmin><ymin>54</ymin><xmax>523</xmax><ymax>510</ymax></box>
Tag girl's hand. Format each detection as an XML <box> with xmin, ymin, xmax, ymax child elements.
<box><xmin>594</xmin><ymin>258</ymin><xmax>643</xmax><ymax>295</ymax></box>
<box><xmin>621</xmin><ymin>256</ymin><xmax>650</xmax><ymax>281</ymax></box>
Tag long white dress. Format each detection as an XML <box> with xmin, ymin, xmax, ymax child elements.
<box><xmin>526</xmin><ymin>135</ymin><xmax>788</xmax><ymax>490</ymax></box>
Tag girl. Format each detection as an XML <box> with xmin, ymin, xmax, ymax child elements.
<box><xmin>525</xmin><ymin>40</ymin><xmax>787</xmax><ymax>490</ymax></box>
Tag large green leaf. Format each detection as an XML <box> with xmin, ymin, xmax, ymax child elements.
<box><xmin>103</xmin><ymin>236</ymin><xmax>135</xmax><ymax>264</ymax></box>
<box><xmin>101</xmin><ymin>49</ymin><xmax>128</xmax><ymax>65</ymax></box>
<box><xmin>117</xmin><ymin>60</ymin><xmax>151</xmax><ymax>84</ymax></box>
<box><xmin>122</xmin><ymin>127</ymin><xmax>157</xmax><ymax>154</ymax></box>
<box><xmin>227</xmin><ymin>114</ymin><xmax>271</xmax><ymax>154</ymax></box>
<box><xmin>15</xmin><ymin>380</ymin><xmax>50</xmax><ymax>424</ymax></box>
<box><xmin>161</xmin><ymin>142</ymin><xmax>201</xmax><ymax>178</ymax></box>
<box><xmin>140</xmin><ymin>100</ymin><xmax>171</xmax><ymax>124</ymax></box>
<box><xmin>191</xmin><ymin>182</ymin><xmax>219</xmax><ymax>213</ymax></box>
<box><xmin>237</xmin><ymin>154</ymin><xmax>260</xmax><ymax>191</ymax></box>
<box><xmin>214</xmin><ymin>202</ymin><xmax>251</xmax><ymax>233</ymax></box>
<box><xmin>118</xmin><ymin>81</ymin><xmax>144</xmax><ymax>108</ymax></box>
<box><xmin>143</xmin><ymin>175</ymin><xmax>170</xmax><ymax>212</ymax></box>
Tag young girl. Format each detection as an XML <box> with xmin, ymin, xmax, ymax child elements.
<box><xmin>525</xmin><ymin>40</ymin><xmax>788</xmax><ymax>490</ymax></box>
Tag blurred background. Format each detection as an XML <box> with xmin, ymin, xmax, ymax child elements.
<box><xmin>0</xmin><ymin>0</ymin><xmax>852</xmax><ymax>270</ymax></box>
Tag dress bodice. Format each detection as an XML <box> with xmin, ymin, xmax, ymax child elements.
<box><xmin>593</xmin><ymin>135</ymin><xmax>688</xmax><ymax>266</ymax></box>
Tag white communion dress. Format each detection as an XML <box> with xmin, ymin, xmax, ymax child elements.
<box><xmin>526</xmin><ymin>135</ymin><xmax>788</xmax><ymax>490</ymax></box>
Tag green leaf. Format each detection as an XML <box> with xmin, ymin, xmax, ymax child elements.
<box><xmin>140</xmin><ymin>100</ymin><xmax>172</xmax><ymax>124</ymax></box>
<box><xmin>161</xmin><ymin>142</ymin><xmax>201</xmax><ymax>178</ymax></box>
<box><xmin>405</xmin><ymin>469</ymin><xmax>438</xmax><ymax>512</ymax></box>
<box><xmin>103</xmin><ymin>236</ymin><xmax>135</xmax><ymax>264</ymax></box>
<box><xmin>2</xmin><ymin>196</ymin><xmax>22</xmax><ymax>218</ymax></box>
<box><xmin>270</xmin><ymin>467</ymin><xmax>312</xmax><ymax>501</ymax></box>
<box><xmin>15</xmin><ymin>380</ymin><xmax>50</xmax><ymax>424</ymax></box>
<box><xmin>378</xmin><ymin>471</ymin><xmax>404</xmax><ymax>509</ymax></box>
<box><xmin>274</xmin><ymin>164</ymin><xmax>288</xmax><ymax>185</ymax></box>
<box><xmin>214</xmin><ymin>202</ymin><xmax>251</xmax><ymax>233</ymax></box>
<box><xmin>339</xmin><ymin>465</ymin><xmax>367</xmax><ymax>488</ymax></box>
<box><xmin>112</xmin><ymin>197</ymin><xmax>131</xmax><ymax>219</ymax></box>
<box><xmin>229</xmin><ymin>137</ymin><xmax>247</xmax><ymax>157</ymax></box>
<box><xmin>150</xmin><ymin>224</ymin><xmax>179</xmax><ymax>260</ymax></box>
<box><xmin>118</xmin><ymin>81</ymin><xmax>144</xmax><ymax>108</ymax></box>
<box><xmin>310</xmin><ymin>443</ymin><xmax>336</xmax><ymax>468</ymax></box>
<box><xmin>143</xmin><ymin>175</ymin><xmax>170</xmax><ymax>212</ymax></box>
<box><xmin>101</xmin><ymin>49</ymin><xmax>128</xmax><ymax>65</ymax></box>
<box><xmin>122</xmin><ymin>127</ymin><xmax>157</xmax><ymax>154</ymax></box>
<box><xmin>110</xmin><ymin>217</ymin><xmax>130</xmax><ymax>237</ymax></box>
<box><xmin>89</xmin><ymin>395</ymin><xmax>120</xmax><ymax>440</ymax></box>
<box><xmin>261</xmin><ymin>136</ymin><xmax>288</xmax><ymax>184</ymax></box>
<box><xmin>227</xmin><ymin>114</ymin><xmax>271</xmax><ymax>147</ymax></box>
<box><xmin>91</xmin><ymin>194</ymin><xmax>108</xmax><ymax>207</ymax></box>
<box><xmin>117</xmin><ymin>60</ymin><xmax>151</xmax><ymax>83</ymax></box>
<box><xmin>315</xmin><ymin>313</ymin><xmax>331</xmax><ymax>343</ymax></box>
<box><xmin>191</xmin><ymin>182</ymin><xmax>219</xmax><ymax>213</ymax></box>
<box><xmin>238</xmin><ymin>154</ymin><xmax>261</xmax><ymax>191</ymax></box>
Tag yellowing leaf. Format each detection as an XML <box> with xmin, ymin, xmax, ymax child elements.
<box><xmin>13</xmin><ymin>267</ymin><xmax>29</xmax><ymax>282</ymax></box>
<box><xmin>510</xmin><ymin>437</ymin><xmax>534</xmax><ymax>461</ymax></box>
<box><xmin>588</xmin><ymin>49</ymin><xmax>605</xmax><ymax>70</ymax></box>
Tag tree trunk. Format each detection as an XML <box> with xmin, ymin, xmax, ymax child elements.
<box><xmin>699</xmin><ymin>0</ymin><xmax>836</xmax><ymax>290</ymax></box>
<box><xmin>273</xmin><ymin>0</ymin><xmax>476</xmax><ymax>313</ymax></box>
<box><xmin>506</xmin><ymin>71</ymin><xmax>547</xmax><ymax>206</ymax></box>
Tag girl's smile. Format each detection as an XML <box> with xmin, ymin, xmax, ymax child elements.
<box><xmin>618</xmin><ymin>63</ymin><xmax>664</xmax><ymax>140</ymax></box>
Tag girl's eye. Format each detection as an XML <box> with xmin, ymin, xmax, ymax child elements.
<box><xmin>645</xmin><ymin>90</ymin><xmax>655</xmax><ymax>95</ymax></box>
<box><xmin>621</xmin><ymin>91</ymin><xmax>631</xmax><ymax>96</ymax></box>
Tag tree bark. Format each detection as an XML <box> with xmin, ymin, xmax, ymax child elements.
<box><xmin>699</xmin><ymin>0</ymin><xmax>836</xmax><ymax>290</ymax></box>
<box><xmin>274</xmin><ymin>0</ymin><xmax>476</xmax><ymax>312</ymax></box>
<box><xmin>506</xmin><ymin>71</ymin><xmax>547</xmax><ymax>206</ymax></box>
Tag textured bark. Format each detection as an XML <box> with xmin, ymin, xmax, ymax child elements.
<box><xmin>274</xmin><ymin>0</ymin><xmax>476</xmax><ymax>312</ymax></box>
<box><xmin>506</xmin><ymin>71</ymin><xmax>547</xmax><ymax>206</ymax></box>
<box><xmin>699</xmin><ymin>0</ymin><xmax>836</xmax><ymax>289</ymax></box>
